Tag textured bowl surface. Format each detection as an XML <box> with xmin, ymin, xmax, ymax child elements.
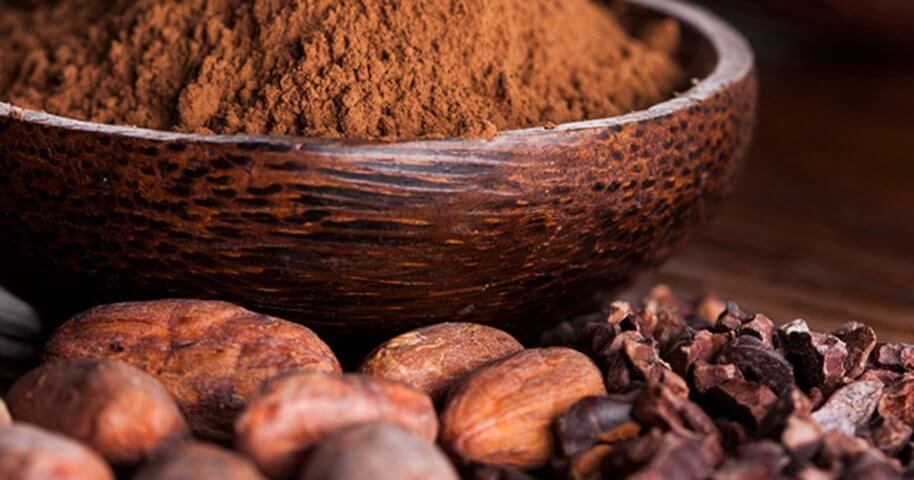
<box><xmin>0</xmin><ymin>0</ymin><xmax>756</xmax><ymax>334</ymax></box>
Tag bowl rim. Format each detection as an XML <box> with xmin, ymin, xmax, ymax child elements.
<box><xmin>0</xmin><ymin>0</ymin><xmax>753</xmax><ymax>149</ymax></box>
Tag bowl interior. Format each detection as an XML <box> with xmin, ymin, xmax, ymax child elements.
<box><xmin>0</xmin><ymin>0</ymin><xmax>735</xmax><ymax>146</ymax></box>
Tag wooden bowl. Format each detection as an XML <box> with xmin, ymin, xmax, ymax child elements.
<box><xmin>0</xmin><ymin>0</ymin><xmax>756</xmax><ymax>335</ymax></box>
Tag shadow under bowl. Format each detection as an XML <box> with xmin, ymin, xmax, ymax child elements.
<box><xmin>0</xmin><ymin>0</ymin><xmax>756</xmax><ymax>335</ymax></box>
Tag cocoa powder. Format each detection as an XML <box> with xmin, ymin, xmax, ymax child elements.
<box><xmin>0</xmin><ymin>0</ymin><xmax>684</xmax><ymax>140</ymax></box>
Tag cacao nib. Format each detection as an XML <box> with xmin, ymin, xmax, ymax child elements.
<box><xmin>582</xmin><ymin>319</ymin><xmax>619</xmax><ymax>357</ymax></box>
<box><xmin>608</xmin><ymin>432</ymin><xmax>722</xmax><ymax>480</ymax></box>
<box><xmin>602</xmin><ymin>429</ymin><xmax>666</xmax><ymax>476</ymax></box>
<box><xmin>607</xmin><ymin>301</ymin><xmax>649</xmax><ymax>338</ymax></box>
<box><xmin>714</xmin><ymin>300</ymin><xmax>753</xmax><ymax>332</ymax></box>
<box><xmin>561</xmin><ymin>444</ymin><xmax>613</xmax><ymax>480</ymax></box>
<box><xmin>642</xmin><ymin>285</ymin><xmax>691</xmax><ymax>350</ymax></box>
<box><xmin>690</xmin><ymin>294</ymin><xmax>726</xmax><ymax>330</ymax></box>
<box><xmin>870</xmin><ymin>342</ymin><xmax>914</xmax><ymax>372</ymax></box>
<box><xmin>760</xmin><ymin>388</ymin><xmax>823</xmax><ymax>458</ymax></box>
<box><xmin>540</xmin><ymin>313</ymin><xmax>602</xmax><ymax>349</ymax></box>
<box><xmin>665</xmin><ymin>330</ymin><xmax>719</xmax><ymax>377</ymax></box>
<box><xmin>705</xmin><ymin>379</ymin><xmax>779</xmax><ymax>430</ymax></box>
<box><xmin>601</xmin><ymin>332</ymin><xmax>689</xmax><ymax>397</ymax></box>
<box><xmin>602</xmin><ymin>350</ymin><xmax>636</xmax><ymax>394</ymax></box>
<box><xmin>692</xmin><ymin>362</ymin><xmax>743</xmax><ymax>394</ymax></box>
<box><xmin>879</xmin><ymin>376</ymin><xmax>914</xmax><ymax>427</ymax></box>
<box><xmin>811</xmin><ymin>381</ymin><xmax>883</xmax><ymax>435</ymax></box>
<box><xmin>782</xmin><ymin>414</ymin><xmax>824</xmax><ymax>459</ymax></box>
<box><xmin>711</xmin><ymin>441</ymin><xmax>790</xmax><ymax>480</ymax></box>
<box><xmin>739</xmin><ymin>313</ymin><xmax>775</xmax><ymax>349</ymax></box>
<box><xmin>843</xmin><ymin>452</ymin><xmax>903</xmax><ymax>479</ymax></box>
<box><xmin>791</xmin><ymin>464</ymin><xmax>833</xmax><ymax>480</ymax></box>
<box><xmin>464</xmin><ymin>464</ymin><xmax>538</xmax><ymax>480</ymax></box>
<box><xmin>633</xmin><ymin>381</ymin><xmax>718</xmax><ymax>438</ymax></box>
<box><xmin>861</xmin><ymin>368</ymin><xmax>905</xmax><ymax>386</ymax></box>
<box><xmin>554</xmin><ymin>396</ymin><xmax>639</xmax><ymax>457</ymax></box>
<box><xmin>870</xmin><ymin>415</ymin><xmax>913</xmax><ymax>457</ymax></box>
<box><xmin>834</xmin><ymin>322</ymin><xmax>878</xmax><ymax>380</ymax></box>
<box><xmin>780</xmin><ymin>319</ymin><xmax>848</xmax><ymax>392</ymax></box>
<box><xmin>713</xmin><ymin>420</ymin><xmax>750</xmax><ymax>452</ymax></box>
<box><xmin>716</xmin><ymin>334</ymin><xmax>795</xmax><ymax>396</ymax></box>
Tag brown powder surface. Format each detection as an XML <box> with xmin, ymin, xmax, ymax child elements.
<box><xmin>0</xmin><ymin>0</ymin><xmax>685</xmax><ymax>140</ymax></box>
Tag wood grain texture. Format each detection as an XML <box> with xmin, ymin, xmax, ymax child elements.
<box><xmin>0</xmin><ymin>0</ymin><xmax>756</xmax><ymax>334</ymax></box>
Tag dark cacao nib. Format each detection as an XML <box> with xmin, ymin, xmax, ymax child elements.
<box><xmin>554</xmin><ymin>396</ymin><xmax>639</xmax><ymax>457</ymax></box>
<box><xmin>714</xmin><ymin>300</ymin><xmax>754</xmax><ymax>332</ymax></box>
<box><xmin>711</xmin><ymin>441</ymin><xmax>790</xmax><ymax>480</ymax></box>
<box><xmin>690</xmin><ymin>294</ymin><xmax>726</xmax><ymax>330</ymax></box>
<box><xmin>705</xmin><ymin>379</ymin><xmax>779</xmax><ymax>430</ymax></box>
<box><xmin>540</xmin><ymin>313</ymin><xmax>602</xmax><ymax>349</ymax></box>
<box><xmin>602</xmin><ymin>428</ymin><xmax>666</xmax><ymax>477</ymax></box>
<box><xmin>625</xmin><ymin>432</ymin><xmax>723</xmax><ymax>480</ymax></box>
<box><xmin>780</xmin><ymin>319</ymin><xmax>848</xmax><ymax>392</ymax></box>
<box><xmin>843</xmin><ymin>453</ymin><xmax>903</xmax><ymax>479</ymax></box>
<box><xmin>761</xmin><ymin>388</ymin><xmax>822</xmax><ymax>458</ymax></box>
<box><xmin>692</xmin><ymin>362</ymin><xmax>743</xmax><ymax>394</ymax></box>
<box><xmin>782</xmin><ymin>414</ymin><xmax>824</xmax><ymax>459</ymax></box>
<box><xmin>739</xmin><ymin>313</ymin><xmax>776</xmax><ymax>349</ymax></box>
<box><xmin>665</xmin><ymin>330</ymin><xmax>719</xmax><ymax>377</ymax></box>
<box><xmin>633</xmin><ymin>381</ymin><xmax>719</xmax><ymax>438</ymax></box>
<box><xmin>642</xmin><ymin>285</ymin><xmax>691</xmax><ymax>351</ymax></box>
<box><xmin>608</xmin><ymin>301</ymin><xmax>650</xmax><ymax>338</ymax></box>
<box><xmin>879</xmin><ymin>376</ymin><xmax>914</xmax><ymax>427</ymax></box>
<box><xmin>602</xmin><ymin>349</ymin><xmax>636</xmax><ymax>394</ymax></box>
<box><xmin>870</xmin><ymin>342</ymin><xmax>914</xmax><ymax>372</ymax></box>
<box><xmin>717</xmin><ymin>334</ymin><xmax>795</xmax><ymax>396</ymax></box>
<box><xmin>605</xmin><ymin>430</ymin><xmax>722</xmax><ymax>480</ymax></box>
<box><xmin>871</xmin><ymin>415</ymin><xmax>914</xmax><ymax>457</ymax></box>
<box><xmin>601</xmin><ymin>332</ymin><xmax>689</xmax><ymax>397</ymax></box>
<box><xmin>464</xmin><ymin>464</ymin><xmax>538</xmax><ymax>480</ymax></box>
<box><xmin>559</xmin><ymin>444</ymin><xmax>613</xmax><ymax>480</ymax></box>
<box><xmin>834</xmin><ymin>322</ymin><xmax>878</xmax><ymax>381</ymax></box>
<box><xmin>582</xmin><ymin>319</ymin><xmax>619</xmax><ymax>357</ymax></box>
<box><xmin>862</xmin><ymin>368</ymin><xmax>905</xmax><ymax>386</ymax></box>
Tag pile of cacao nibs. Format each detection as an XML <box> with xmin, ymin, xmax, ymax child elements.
<box><xmin>1</xmin><ymin>287</ymin><xmax>914</xmax><ymax>480</ymax></box>
<box><xmin>530</xmin><ymin>285</ymin><xmax>914</xmax><ymax>480</ymax></box>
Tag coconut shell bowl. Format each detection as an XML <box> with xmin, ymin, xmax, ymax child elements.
<box><xmin>0</xmin><ymin>0</ymin><xmax>756</xmax><ymax>336</ymax></box>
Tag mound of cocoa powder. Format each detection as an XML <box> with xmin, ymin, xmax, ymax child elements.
<box><xmin>0</xmin><ymin>0</ymin><xmax>685</xmax><ymax>140</ymax></box>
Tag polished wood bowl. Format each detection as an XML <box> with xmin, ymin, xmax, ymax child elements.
<box><xmin>0</xmin><ymin>0</ymin><xmax>756</xmax><ymax>335</ymax></box>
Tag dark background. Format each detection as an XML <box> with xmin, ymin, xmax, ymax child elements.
<box><xmin>2</xmin><ymin>0</ymin><xmax>914</xmax><ymax>376</ymax></box>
